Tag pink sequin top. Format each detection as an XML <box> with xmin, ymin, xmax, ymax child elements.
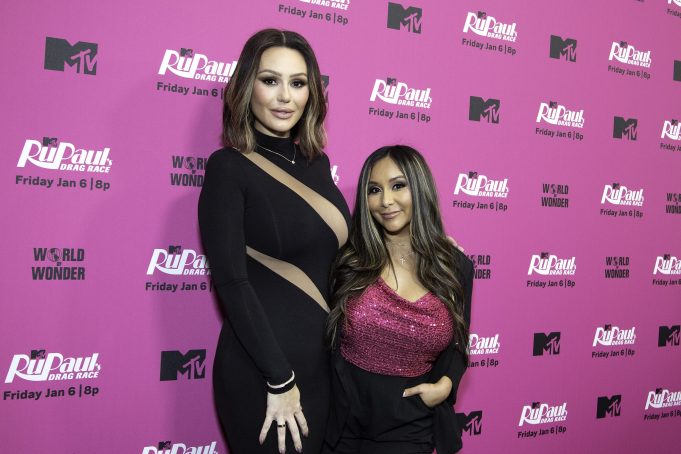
<box><xmin>340</xmin><ymin>278</ymin><xmax>453</xmax><ymax>377</ymax></box>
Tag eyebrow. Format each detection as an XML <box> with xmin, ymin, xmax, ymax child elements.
<box><xmin>257</xmin><ymin>69</ymin><xmax>308</xmax><ymax>77</ymax></box>
<box><xmin>368</xmin><ymin>175</ymin><xmax>407</xmax><ymax>185</ymax></box>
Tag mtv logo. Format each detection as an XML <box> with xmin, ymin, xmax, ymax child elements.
<box><xmin>596</xmin><ymin>395</ymin><xmax>622</xmax><ymax>418</ymax></box>
<box><xmin>160</xmin><ymin>350</ymin><xmax>207</xmax><ymax>381</ymax></box>
<box><xmin>549</xmin><ymin>35</ymin><xmax>577</xmax><ymax>62</ymax></box>
<box><xmin>168</xmin><ymin>245</ymin><xmax>182</xmax><ymax>254</ymax></box>
<box><xmin>620</xmin><ymin>41</ymin><xmax>628</xmax><ymax>48</ymax></box>
<box><xmin>549</xmin><ymin>101</ymin><xmax>558</xmax><ymax>109</ymax></box>
<box><xmin>672</xmin><ymin>120</ymin><xmax>679</xmax><ymax>126</ymax></box>
<box><xmin>31</xmin><ymin>349</ymin><xmax>46</xmax><ymax>359</ymax></box>
<box><xmin>180</xmin><ymin>48</ymin><xmax>194</xmax><ymax>57</ymax></box>
<box><xmin>655</xmin><ymin>388</ymin><xmax>663</xmax><ymax>395</ymax></box>
<box><xmin>613</xmin><ymin>117</ymin><xmax>638</xmax><ymax>140</ymax></box>
<box><xmin>477</xmin><ymin>11</ymin><xmax>487</xmax><ymax>19</ymax></box>
<box><xmin>468</xmin><ymin>171</ymin><xmax>478</xmax><ymax>179</ymax></box>
<box><xmin>540</xmin><ymin>252</ymin><xmax>550</xmax><ymax>259</ymax></box>
<box><xmin>664</xmin><ymin>254</ymin><xmax>671</xmax><ymax>260</ymax></box>
<box><xmin>387</xmin><ymin>2</ymin><xmax>423</xmax><ymax>34</ymax></box>
<box><xmin>456</xmin><ymin>411</ymin><xmax>483</xmax><ymax>436</ymax></box>
<box><xmin>42</xmin><ymin>137</ymin><xmax>58</xmax><ymax>146</ymax></box>
<box><xmin>658</xmin><ymin>325</ymin><xmax>681</xmax><ymax>347</ymax></box>
<box><xmin>612</xmin><ymin>183</ymin><xmax>620</xmax><ymax>190</ymax></box>
<box><xmin>386</xmin><ymin>77</ymin><xmax>397</xmax><ymax>86</ymax></box>
<box><xmin>604</xmin><ymin>324</ymin><xmax>612</xmax><ymax>331</ymax></box>
<box><xmin>674</xmin><ymin>61</ymin><xmax>681</xmax><ymax>82</ymax></box>
<box><xmin>469</xmin><ymin>97</ymin><xmax>501</xmax><ymax>124</ymax></box>
<box><xmin>533</xmin><ymin>332</ymin><xmax>561</xmax><ymax>356</ymax></box>
<box><xmin>531</xmin><ymin>402</ymin><xmax>541</xmax><ymax>409</ymax></box>
<box><xmin>44</xmin><ymin>37</ymin><xmax>98</xmax><ymax>75</ymax></box>
<box><xmin>158</xmin><ymin>441</ymin><xmax>172</xmax><ymax>449</ymax></box>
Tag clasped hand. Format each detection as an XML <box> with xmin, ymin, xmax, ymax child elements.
<box><xmin>403</xmin><ymin>376</ymin><xmax>453</xmax><ymax>408</ymax></box>
<box><xmin>259</xmin><ymin>385</ymin><xmax>308</xmax><ymax>454</ymax></box>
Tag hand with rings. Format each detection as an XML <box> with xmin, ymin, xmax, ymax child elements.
<box><xmin>259</xmin><ymin>385</ymin><xmax>308</xmax><ymax>453</ymax></box>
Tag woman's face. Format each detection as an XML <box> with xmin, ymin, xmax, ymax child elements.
<box><xmin>367</xmin><ymin>157</ymin><xmax>413</xmax><ymax>238</ymax></box>
<box><xmin>251</xmin><ymin>47</ymin><xmax>310</xmax><ymax>137</ymax></box>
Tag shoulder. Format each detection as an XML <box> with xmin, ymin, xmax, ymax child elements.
<box><xmin>206</xmin><ymin>147</ymin><xmax>247</xmax><ymax>175</ymax></box>
<box><xmin>309</xmin><ymin>149</ymin><xmax>331</xmax><ymax>168</ymax></box>
<box><xmin>207</xmin><ymin>147</ymin><xmax>244</xmax><ymax>166</ymax></box>
<box><xmin>452</xmin><ymin>248</ymin><xmax>474</xmax><ymax>282</ymax></box>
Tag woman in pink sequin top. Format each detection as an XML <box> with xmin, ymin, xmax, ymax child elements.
<box><xmin>323</xmin><ymin>145</ymin><xmax>474</xmax><ymax>454</ymax></box>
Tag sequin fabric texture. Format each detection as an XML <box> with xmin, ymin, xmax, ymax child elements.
<box><xmin>340</xmin><ymin>278</ymin><xmax>453</xmax><ymax>377</ymax></box>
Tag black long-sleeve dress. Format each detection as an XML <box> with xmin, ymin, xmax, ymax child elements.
<box><xmin>198</xmin><ymin>131</ymin><xmax>350</xmax><ymax>454</ymax></box>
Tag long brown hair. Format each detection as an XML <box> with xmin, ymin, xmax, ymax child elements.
<box><xmin>222</xmin><ymin>29</ymin><xmax>326</xmax><ymax>159</ymax></box>
<box><xmin>327</xmin><ymin>145</ymin><xmax>469</xmax><ymax>361</ymax></box>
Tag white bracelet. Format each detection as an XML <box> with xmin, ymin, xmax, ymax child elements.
<box><xmin>267</xmin><ymin>371</ymin><xmax>295</xmax><ymax>389</ymax></box>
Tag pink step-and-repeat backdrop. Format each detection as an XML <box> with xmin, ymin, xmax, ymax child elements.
<box><xmin>2</xmin><ymin>1</ymin><xmax>680</xmax><ymax>453</ymax></box>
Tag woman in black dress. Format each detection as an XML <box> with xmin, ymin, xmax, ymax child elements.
<box><xmin>324</xmin><ymin>146</ymin><xmax>473</xmax><ymax>454</ymax></box>
<box><xmin>198</xmin><ymin>29</ymin><xmax>350</xmax><ymax>454</ymax></box>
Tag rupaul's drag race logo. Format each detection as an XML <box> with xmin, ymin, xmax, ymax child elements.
<box><xmin>645</xmin><ymin>388</ymin><xmax>681</xmax><ymax>410</ymax></box>
<box><xmin>653</xmin><ymin>255</ymin><xmax>681</xmax><ymax>275</ymax></box>
<box><xmin>5</xmin><ymin>350</ymin><xmax>101</xmax><ymax>383</ymax></box>
<box><xmin>454</xmin><ymin>172</ymin><xmax>509</xmax><ymax>198</ymax></box>
<box><xmin>370</xmin><ymin>77</ymin><xmax>432</xmax><ymax>109</ymax></box>
<box><xmin>661</xmin><ymin>119</ymin><xmax>681</xmax><ymax>141</ymax></box>
<box><xmin>528</xmin><ymin>253</ymin><xmax>576</xmax><ymax>276</ymax></box>
<box><xmin>158</xmin><ymin>47</ymin><xmax>237</xmax><ymax>83</ymax></box>
<box><xmin>518</xmin><ymin>401</ymin><xmax>568</xmax><ymax>426</ymax></box>
<box><xmin>601</xmin><ymin>183</ymin><xmax>644</xmax><ymax>206</ymax></box>
<box><xmin>608</xmin><ymin>41</ymin><xmax>651</xmax><ymax>68</ymax></box>
<box><xmin>593</xmin><ymin>325</ymin><xmax>636</xmax><ymax>347</ymax></box>
<box><xmin>463</xmin><ymin>11</ymin><xmax>517</xmax><ymax>42</ymax></box>
<box><xmin>142</xmin><ymin>441</ymin><xmax>218</xmax><ymax>454</ymax></box>
<box><xmin>536</xmin><ymin>101</ymin><xmax>584</xmax><ymax>128</ymax></box>
<box><xmin>468</xmin><ymin>333</ymin><xmax>500</xmax><ymax>355</ymax></box>
<box><xmin>17</xmin><ymin>137</ymin><xmax>112</xmax><ymax>173</ymax></box>
<box><xmin>146</xmin><ymin>246</ymin><xmax>210</xmax><ymax>277</ymax></box>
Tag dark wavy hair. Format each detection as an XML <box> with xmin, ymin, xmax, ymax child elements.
<box><xmin>327</xmin><ymin>145</ymin><xmax>468</xmax><ymax>361</ymax></box>
<box><xmin>222</xmin><ymin>28</ymin><xmax>327</xmax><ymax>159</ymax></box>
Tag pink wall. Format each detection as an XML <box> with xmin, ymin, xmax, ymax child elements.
<box><xmin>1</xmin><ymin>0</ymin><xmax>680</xmax><ymax>452</ymax></box>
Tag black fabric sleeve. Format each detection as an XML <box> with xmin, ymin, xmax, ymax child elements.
<box><xmin>198</xmin><ymin>149</ymin><xmax>295</xmax><ymax>390</ymax></box>
<box><xmin>432</xmin><ymin>252</ymin><xmax>474</xmax><ymax>405</ymax></box>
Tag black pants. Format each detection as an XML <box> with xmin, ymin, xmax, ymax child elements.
<box><xmin>323</xmin><ymin>357</ymin><xmax>435</xmax><ymax>454</ymax></box>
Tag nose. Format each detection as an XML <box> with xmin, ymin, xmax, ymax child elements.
<box><xmin>277</xmin><ymin>83</ymin><xmax>291</xmax><ymax>103</ymax></box>
<box><xmin>381</xmin><ymin>190</ymin><xmax>394</xmax><ymax>207</ymax></box>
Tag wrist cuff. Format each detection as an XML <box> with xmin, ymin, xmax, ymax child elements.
<box><xmin>267</xmin><ymin>371</ymin><xmax>296</xmax><ymax>394</ymax></box>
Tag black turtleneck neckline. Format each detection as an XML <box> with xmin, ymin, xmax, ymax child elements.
<box><xmin>254</xmin><ymin>129</ymin><xmax>296</xmax><ymax>162</ymax></box>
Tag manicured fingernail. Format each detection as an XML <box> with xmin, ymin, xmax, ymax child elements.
<box><xmin>402</xmin><ymin>391</ymin><xmax>406</xmax><ymax>397</ymax></box>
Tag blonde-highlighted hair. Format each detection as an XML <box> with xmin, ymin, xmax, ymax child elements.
<box><xmin>222</xmin><ymin>29</ymin><xmax>326</xmax><ymax>160</ymax></box>
<box><xmin>327</xmin><ymin>146</ymin><xmax>469</xmax><ymax>362</ymax></box>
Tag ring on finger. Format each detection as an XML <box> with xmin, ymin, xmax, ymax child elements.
<box><xmin>277</xmin><ymin>423</ymin><xmax>286</xmax><ymax>428</ymax></box>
